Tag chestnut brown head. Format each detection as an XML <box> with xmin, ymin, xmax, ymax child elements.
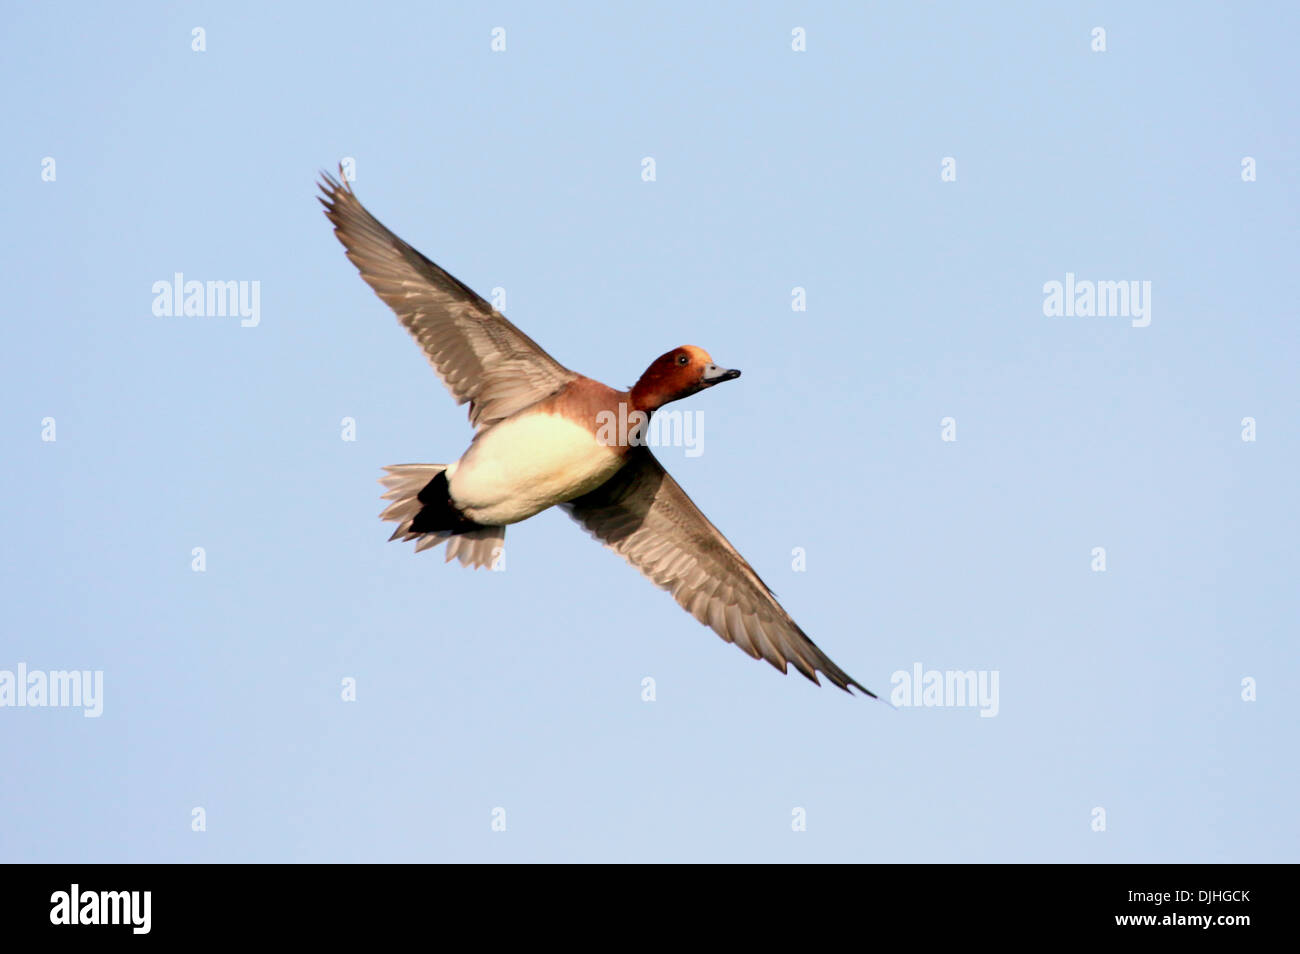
<box><xmin>629</xmin><ymin>345</ymin><xmax>741</xmax><ymax>413</ymax></box>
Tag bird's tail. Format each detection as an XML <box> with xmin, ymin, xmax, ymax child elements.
<box><xmin>378</xmin><ymin>464</ymin><xmax>505</xmax><ymax>569</ymax></box>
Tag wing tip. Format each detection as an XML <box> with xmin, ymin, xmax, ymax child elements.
<box><xmin>845</xmin><ymin>679</ymin><xmax>879</xmax><ymax>700</ymax></box>
<box><xmin>816</xmin><ymin>669</ymin><xmax>878</xmax><ymax>699</ymax></box>
<box><xmin>776</xmin><ymin>645</ymin><xmax>876</xmax><ymax>698</ymax></box>
<box><xmin>830</xmin><ymin>667</ymin><xmax>878</xmax><ymax>699</ymax></box>
<box><xmin>316</xmin><ymin>163</ymin><xmax>355</xmax><ymax>217</ymax></box>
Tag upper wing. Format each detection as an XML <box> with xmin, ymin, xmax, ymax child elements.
<box><xmin>318</xmin><ymin>171</ymin><xmax>578</xmax><ymax>429</ymax></box>
<box><xmin>562</xmin><ymin>448</ymin><xmax>873</xmax><ymax>695</ymax></box>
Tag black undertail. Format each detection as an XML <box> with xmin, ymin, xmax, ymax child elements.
<box><xmin>409</xmin><ymin>471</ymin><xmax>482</xmax><ymax>534</ymax></box>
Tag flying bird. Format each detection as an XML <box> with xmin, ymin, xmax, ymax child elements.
<box><xmin>318</xmin><ymin>172</ymin><xmax>872</xmax><ymax>695</ymax></box>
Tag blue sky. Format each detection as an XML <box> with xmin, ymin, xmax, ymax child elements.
<box><xmin>2</xmin><ymin>2</ymin><xmax>1296</xmax><ymax>862</ymax></box>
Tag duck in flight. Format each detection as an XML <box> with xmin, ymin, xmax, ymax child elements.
<box><xmin>318</xmin><ymin>172</ymin><xmax>872</xmax><ymax>696</ymax></box>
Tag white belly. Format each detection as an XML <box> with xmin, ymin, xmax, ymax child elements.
<box><xmin>448</xmin><ymin>412</ymin><xmax>624</xmax><ymax>525</ymax></box>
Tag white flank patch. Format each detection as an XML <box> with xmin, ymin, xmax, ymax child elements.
<box><xmin>449</xmin><ymin>413</ymin><xmax>623</xmax><ymax>525</ymax></box>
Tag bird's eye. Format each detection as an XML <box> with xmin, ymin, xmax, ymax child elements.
<box><xmin>676</xmin><ymin>354</ymin><xmax>689</xmax><ymax>366</ymax></box>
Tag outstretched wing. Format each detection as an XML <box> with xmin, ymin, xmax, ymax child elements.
<box><xmin>562</xmin><ymin>448</ymin><xmax>873</xmax><ymax>695</ymax></box>
<box><xmin>319</xmin><ymin>171</ymin><xmax>577</xmax><ymax>429</ymax></box>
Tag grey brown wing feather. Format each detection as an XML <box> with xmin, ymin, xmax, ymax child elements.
<box><xmin>562</xmin><ymin>449</ymin><xmax>873</xmax><ymax>695</ymax></box>
<box><xmin>318</xmin><ymin>171</ymin><xmax>577</xmax><ymax>429</ymax></box>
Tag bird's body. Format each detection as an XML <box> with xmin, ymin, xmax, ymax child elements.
<box><xmin>319</xmin><ymin>171</ymin><xmax>873</xmax><ymax>696</ymax></box>
<box><xmin>448</xmin><ymin>398</ymin><xmax>625</xmax><ymax>527</ymax></box>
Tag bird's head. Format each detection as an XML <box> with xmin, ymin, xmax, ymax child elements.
<box><xmin>630</xmin><ymin>345</ymin><xmax>741</xmax><ymax>413</ymax></box>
